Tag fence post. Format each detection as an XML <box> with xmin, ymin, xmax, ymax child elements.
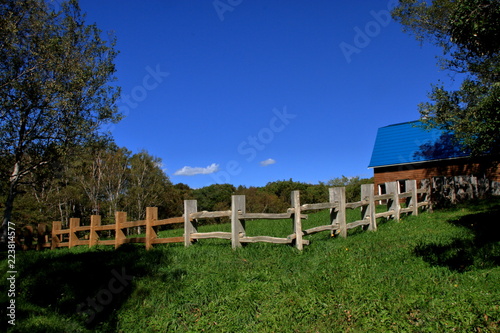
<box><xmin>361</xmin><ymin>184</ymin><xmax>376</xmax><ymax>231</ymax></box>
<box><xmin>184</xmin><ymin>200</ymin><xmax>198</xmax><ymax>247</ymax></box>
<box><xmin>291</xmin><ymin>190</ymin><xmax>303</xmax><ymax>250</ymax></box>
<box><xmin>37</xmin><ymin>223</ymin><xmax>48</xmax><ymax>250</ymax></box>
<box><xmin>406</xmin><ymin>180</ymin><xmax>418</xmax><ymax>216</ymax></box>
<box><xmin>329</xmin><ymin>188</ymin><xmax>336</xmax><ymax>236</ymax></box>
<box><xmin>332</xmin><ymin>187</ymin><xmax>347</xmax><ymax>238</ymax></box>
<box><xmin>115</xmin><ymin>211</ymin><xmax>127</xmax><ymax>249</ymax></box>
<box><xmin>89</xmin><ymin>215</ymin><xmax>100</xmax><ymax>248</ymax></box>
<box><xmin>386</xmin><ymin>181</ymin><xmax>400</xmax><ymax>221</ymax></box>
<box><xmin>427</xmin><ymin>179</ymin><xmax>434</xmax><ymax>212</ymax></box>
<box><xmin>51</xmin><ymin>222</ymin><xmax>61</xmax><ymax>249</ymax></box>
<box><xmin>68</xmin><ymin>218</ymin><xmax>79</xmax><ymax>248</ymax></box>
<box><xmin>146</xmin><ymin>207</ymin><xmax>158</xmax><ymax>250</ymax></box>
<box><xmin>231</xmin><ymin>195</ymin><xmax>246</xmax><ymax>249</ymax></box>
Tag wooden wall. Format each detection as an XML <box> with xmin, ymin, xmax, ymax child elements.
<box><xmin>373</xmin><ymin>156</ymin><xmax>500</xmax><ymax>188</ymax></box>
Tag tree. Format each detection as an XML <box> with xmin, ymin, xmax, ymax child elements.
<box><xmin>101</xmin><ymin>145</ymin><xmax>130</xmax><ymax>220</ymax></box>
<box><xmin>392</xmin><ymin>0</ymin><xmax>500</xmax><ymax>156</ymax></box>
<box><xmin>192</xmin><ymin>184</ymin><xmax>236</xmax><ymax>212</ymax></box>
<box><xmin>161</xmin><ymin>183</ymin><xmax>192</xmax><ymax>218</ymax></box>
<box><xmin>327</xmin><ymin>176</ymin><xmax>373</xmax><ymax>202</ymax></box>
<box><xmin>263</xmin><ymin>179</ymin><xmax>309</xmax><ymax>204</ymax></box>
<box><xmin>235</xmin><ymin>186</ymin><xmax>288</xmax><ymax>213</ymax></box>
<box><xmin>125</xmin><ymin>150</ymin><xmax>172</xmax><ymax>221</ymax></box>
<box><xmin>0</xmin><ymin>0</ymin><xmax>120</xmax><ymax>240</ymax></box>
<box><xmin>71</xmin><ymin>141</ymin><xmax>130</xmax><ymax>220</ymax></box>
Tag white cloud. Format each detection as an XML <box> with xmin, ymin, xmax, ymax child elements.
<box><xmin>174</xmin><ymin>163</ymin><xmax>220</xmax><ymax>176</ymax></box>
<box><xmin>260</xmin><ymin>158</ymin><xmax>276</xmax><ymax>167</ymax></box>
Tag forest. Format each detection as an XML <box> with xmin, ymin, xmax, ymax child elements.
<box><xmin>0</xmin><ymin>137</ymin><xmax>373</xmax><ymax>228</ymax></box>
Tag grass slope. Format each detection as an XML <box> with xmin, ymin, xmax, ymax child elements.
<box><xmin>1</xmin><ymin>198</ymin><xmax>500</xmax><ymax>332</ymax></box>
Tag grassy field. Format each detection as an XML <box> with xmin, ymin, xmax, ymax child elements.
<box><xmin>2</xmin><ymin>198</ymin><xmax>500</xmax><ymax>332</ymax></box>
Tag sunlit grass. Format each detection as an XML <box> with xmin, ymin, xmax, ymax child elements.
<box><xmin>2</xmin><ymin>198</ymin><xmax>500</xmax><ymax>332</ymax></box>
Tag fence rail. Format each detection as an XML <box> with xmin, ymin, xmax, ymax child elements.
<box><xmin>15</xmin><ymin>180</ymin><xmax>431</xmax><ymax>251</ymax></box>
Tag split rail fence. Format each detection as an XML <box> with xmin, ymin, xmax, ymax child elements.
<box><xmin>17</xmin><ymin>180</ymin><xmax>430</xmax><ymax>251</ymax></box>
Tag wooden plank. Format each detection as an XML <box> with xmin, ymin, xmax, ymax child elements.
<box><xmin>283</xmin><ymin>233</ymin><xmax>311</xmax><ymax>245</ymax></box>
<box><xmin>115</xmin><ymin>211</ymin><xmax>127</xmax><ymax>249</ymax></box>
<box><xmin>184</xmin><ymin>200</ymin><xmax>198</xmax><ymax>247</ymax></box>
<box><xmin>291</xmin><ymin>190</ymin><xmax>303</xmax><ymax>250</ymax></box>
<box><xmin>302</xmin><ymin>224</ymin><xmax>338</xmax><ymax>235</ymax></box>
<box><xmin>400</xmin><ymin>207</ymin><xmax>413</xmax><ymax>214</ymax></box>
<box><xmin>68</xmin><ymin>218</ymin><xmax>80</xmax><ymax>248</ymax></box>
<box><xmin>122</xmin><ymin>220</ymin><xmax>146</xmax><ymax>229</ymax></box>
<box><xmin>239</xmin><ymin>212</ymin><xmax>308</xmax><ymax>220</ymax></box>
<box><xmin>74</xmin><ymin>239</ymin><xmax>90</xmax><ymax>246</ymax></box>
<box><xmin>286</xmin><ymin>208</ymin><xmax>310</xmax><ymax>219</ymax></box>
<box><xmin>74</xmin><ymin>226</ymin><xmax>91</xmax><ymax>232</ymax></box>
<box><xmin>190</xmin><ymin>210</ymin><xmax>231</xmax><ymax>219</ymax></box>
<box><xmin>232</xmin><ymin>195</ymin><xmax>246</xmax><ymax>249</ymax></box>
<box><xmin>123</xmin><ymin>237</ymin><xmax>146</xmax><ymax>243</ymax></box>
<box><xmin>329</xmin><ymin>188</ymin><xmax>337</xmax><ymax>236</ymax></box>
<box><xmin>407</xmin><ymin>179</ymin><xmax>418</xmax><ymax>216</ymax></box>
<box><xmin>239</xmin><ymin>236</ymin><xmax>293</xmax><ymax>244</ymax></box>
<box><xmin>300</xmin><ymin>202</ymin><xmax>338</xmax><ymax>211</ymax></box>
<box><xmin>52</xmin><ymin>229</ymin><xmax>69</xmax><ymax>236</ymax></box>
<box><xmin>345</xmin><ymin>200</ymin><xmax>369</xmax><ymax>210</ymax></box>
<box><xmin>374</xmin><ymin>193</ymin><xmax>393</xmax><ymax>201</ymax></box>
<box><xmin>152</xmin><ymin>236</ymin><xmax>184</xmax><ymax>244</ymax></box>
<box><xmin>191</xmin><ymin>232</ymin><xmax>232</xmax><ymax>240</ymax></box>
<box><xmin>89</xmin><ymin>215</ymin><xmax>100</xmax><ymax>248</ymax></box>
<box><xmin>386</xmin><ymin>181</ymin><xmax>400</xmax><ymax>221</ymax></box>
<box><xmin>346</xmin><ymin>219</ymin><xmax>370</xmax><ymax>229</ymax></box>
<box><xmin>332</xmin><ymin>187</ymin><xmax>347</xmax><ymax>238</ymax></box>
<box><xmin>239</xmin><ymin>212</ymin><xmax>290</xmax><ymax>219</ymax></box>
<box><xmin>95</xmin><ymin>239</ymin><xmax>115</xmax><ymax>246</ymax></box>
<box><xmin>51</xmin><ymin>221</ymin><xmax>62</xmax><ymax>249</ymax></box>
<box><xmin>145</xmin><ymin>207</ymin><xmax>158</xmax><ymax>250</ymax></box>
<box><xmin>154</xmin><ymin>217</ymin><xmax>184</xmax><ymax>226</ymax></box>
<box><xmin>93</xmin><ymin>225</ymin><xmax>116</xmax><ymax>232</ymax></box>
<box><xmin>361</xmin><ymin>184</ymin><xmax>376</xmax><ymax>231</ymax></box>
<box><xmin>398</xmin><ymin>192</ymin><xmax>412</xmax><ymax>199</ymax></box>
<box><xmin>375</xmin><ymin>211</ymin><xmax>394</xmax><ymax>218</ymax></box>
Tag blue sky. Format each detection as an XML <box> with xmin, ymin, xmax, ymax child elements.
<box><xmin>74</xmin><ymin>0</ymin><xmax>460</xmax><ymax>189</ymax></box>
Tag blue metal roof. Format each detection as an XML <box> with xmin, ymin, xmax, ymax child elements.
<box><xmin>368</xmin><ymin>120</ymin><xmax>469</xmax><ymax>168</ymax></box>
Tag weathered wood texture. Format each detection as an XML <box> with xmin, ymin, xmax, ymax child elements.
<box><xmin>291</xmin><ymin>190</ymin><xmax>303</xmax><ymax>250</ymax></box>
<box><xmin>47</xmin><ymin>207</ymin><xmax>185</xmax><ymax>250</ymax></box>
<box><xmin>231</xmin><ymin>195</ymin><xmax>245</xmax><ymax>249</ymax></box>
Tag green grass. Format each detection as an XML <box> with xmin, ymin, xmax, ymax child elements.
<box><xmin>2</xmin><ymin>198</ymin><xmax>500</xmax><ymax>332</ymax></box>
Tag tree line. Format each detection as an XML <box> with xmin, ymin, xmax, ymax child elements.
<box><xmin>0</xmin><ymin>138</ymin><xmax>373</xmax><ymax>228</ymax></box>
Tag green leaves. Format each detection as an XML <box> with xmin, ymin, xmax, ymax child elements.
<box><xmin>0</xmin><ymin>0</ymin><xmax>121</xmax><ymax>229</ymax></box>
<box><xmin>393</xmin><ymin>0</ymin><xmax>500</xmax><ymax>156</ymax></box>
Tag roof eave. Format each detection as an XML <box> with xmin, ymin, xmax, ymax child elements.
<box><xmin>368</xmin><ymin>155</ymin><xmax>471</xmax><ymax>169</ymax></box>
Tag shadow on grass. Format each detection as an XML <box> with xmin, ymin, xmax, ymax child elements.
<box><xmin>414</xmin><ymin>202</ymin><xmax>500</xmax><ymax>272</ymax></box>
<box><xmin>1</xmin><ymin>244</ymin><xmax>185</xmax><ymax>332</ymax></box>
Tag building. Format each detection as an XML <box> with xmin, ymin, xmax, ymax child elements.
<box><xmin>368</xmin><ymin>120</ymin><xmax>500</xmax><ymax>195</ymax></box>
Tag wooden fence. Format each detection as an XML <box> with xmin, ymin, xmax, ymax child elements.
<box><xmin>15</xmin><ymin>180</ymin><xmax>430</xmax><ymax>251</ymax></box>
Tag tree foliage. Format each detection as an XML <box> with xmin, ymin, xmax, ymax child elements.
<box><xmin>327</xmin><ymin>176</ymin><xmax>374</xmax><ymax>202</ymax></box>
<box><xmin>192</xmin><ymin>184</ymin><xmax>236</xmax><ymax>212</ymax></box>
<box><xmin>392</xmin><ymin>0</ymin><xmax>500</xmax><ymax>156</ymax></box>
<box><xmin>5</xmin><ymin>143</ymin><xmax>175</xmax><ymax>227</ymax></box>
<box><xmin>0</xmin><ymin>0</ymin><xmax>120</xmax><ymax>236</ymax></box>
